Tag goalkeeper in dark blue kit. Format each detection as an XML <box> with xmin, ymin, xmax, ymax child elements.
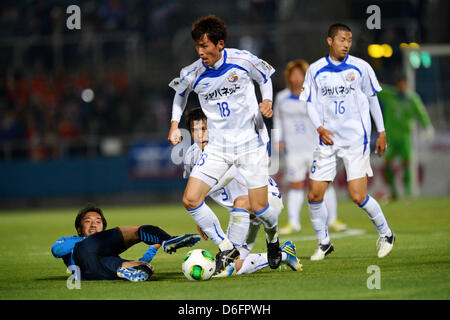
<box><xmin>51</xmin><ymin>205</ymin><xmax>201</xmax><ymax>282</ymax></box>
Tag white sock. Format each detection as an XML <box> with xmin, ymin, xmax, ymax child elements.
<box><xmin>187</xmin><ymin>201</ymin><xmax>230</xmax><ymax>247</ymax></box>
<box><xmin>240</xmin><ymin>219</ymin><xmax>261</xmax><ymax>259</ymax></box>
<box><xmin>235</xmin><ymin>251</ymin><xmax>290</xmax><ymax>275</ymax></box>
<box><xmin>287</xmin><ymin>189</ymin><xmax>304</xmax><ymax>229</ymax></box>
<box><xmin>359</xmin><ymin>195</ymin><xmax>392</xmax><ymax>237</ymax></box>
<box><xmin>324</xmin><ymin>185</ymin><xmax>337</xmax><ymax>225</ymax></box>
<box><xmin>227</xmin><ymin>209</ymin><xmax>250</xmax><ymax>248</ymax></box>
<box><xmin>254</xmin><ymin>204</ymin><xmax>279</xmax><ymax>243</ymax></box>
<box><xmin>236</xmin><ymin>252</ymin><xmax>289</xmax><ymax>275</ymax></box>
<box><xmin>236</xmin><ymin>253</ymin><xmax>269</xmax><ymax>275</ymax></box>
<box><xmin>308</xmin><ymin>200</ymin><xmax>330</xmax><ymax>245</ymax></box>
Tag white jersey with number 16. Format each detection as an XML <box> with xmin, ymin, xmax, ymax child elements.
<box><xmin>300</xmin><ymin>55</ymin><xmax>382</xmax><ymax>149</ymax></box>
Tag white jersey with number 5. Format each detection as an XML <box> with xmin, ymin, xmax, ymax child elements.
<box><xmin>300</xmin><ymin>55</ymin><xmax>382</xmax><ymax>149</ymax></box>
<box><xmin>169</xmin><ymin>48</ymin><xmax>275</xmax><ymax>153</ymax></box>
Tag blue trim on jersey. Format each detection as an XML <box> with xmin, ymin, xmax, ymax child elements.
<box><xmin>193</xmin><ymin>50</ymin><xmax>249</xmax><ymax>89</ymax></box>
<box><xmin>179</xmin><ymin>88</ymin><xmax>187</xmax><ymax>97</ymax></box>
<box><xmin>288</xmin><ymin>92</ymin><xmax>300</xmax><ymax>100</ymax></box>
<box><xmin>361</xmin><ymin>121</ymin><xmax>368</xmax><ymax>154</ymax></box>
<box><xmin>369</xmin><ymin>77</ymin><xmax>379</xmax><ymax>95</ymax></box>
<box><xmin>253</xmin><ymin>203</ymin><xmax>269</xmax><ymax>216</ymax></box>
<box><xmin>314</xmin><ymin>56</ymin><xmax>362</xmax><ymax>80</ymax></box>
<box><xmin>187</xmin><ymin>201</ymin><xmax>205</xmax><ymax>212</ymax></box>
<box><xmin>358</xmin><ymin>195</ymin><xmax>370</xmax><ymax>207</ymax></box>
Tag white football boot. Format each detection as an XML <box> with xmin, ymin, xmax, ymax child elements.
<box><xmin>310</xmin><ymin>242</ymin><xmax>334</xmax><ymax>261</ymax></box>
<box><xmin>377</xmin><ymin>232</ymin><xmax>395</xmax><ymax>258</ymax></box>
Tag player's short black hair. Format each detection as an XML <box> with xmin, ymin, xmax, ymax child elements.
<box><xmin>75</xmin><ymin>204</ymin><xmax>107</xmax><ymax>235</ymax></box>
<box><xmin>328</xmin><ymin>23</ymin><xmax>352</xmax><ymax>39</ymax></box>
<box><xmin>191</xmin><ymin>15</ymin><xmax>227</xmax><ymax>45</ymax></box>
<box><xmin>185</xmin><ymin>107</ymin><xmax>206</xmax><ymax>131</ymax></box>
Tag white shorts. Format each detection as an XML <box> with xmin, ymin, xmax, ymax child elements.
<box><xmin>268</xmin><ymin>190</ymin><xmax>284</xmax><ymax>215</ymax></box>
<box><xmin>191</xmin><ymin>144</ymin><xmax>269</xmax><ymax>189</ymax></box>
<box><xmin>285</xmin><ymin>153</ymin><xmax>314</xmax><ymax>182</ymax></box>
<box><xmin>310</xmin><ymin>144</ymin><xmax>373</xmax><ymax>182</ymax></box>
<box><xmin>209</xmin><ymin>177</ymin><xmax>249</xmax><ymax>211</ymax></box>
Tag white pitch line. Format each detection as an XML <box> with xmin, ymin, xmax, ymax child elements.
<box><xmin>279</xmin><ymin>228</ymin><xmax>366</xmax><ymax>242</ymax></box>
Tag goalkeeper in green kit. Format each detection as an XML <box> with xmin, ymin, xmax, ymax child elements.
<box><xmin>377</xmin><ymin>73</ymin><xmax>434</xmax><ymax>199</ymax></box>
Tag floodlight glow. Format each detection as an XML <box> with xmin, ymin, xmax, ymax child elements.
<box><xmin>409</xmin><ymin>52</ymin><xmax>421</xmax><ymax>69</ymax></box>
<box><xmin>382</xmin><ymin>44</ymin><xmax>393</xmax><ymax>58</ymax></box>
<box><xmin>421</xmin><ymin>52</ymin><xmax>431</xmax><ymax>68</ymax></box>
<box><xmin>368</xmin><ymin>44</ymin><xmax>384</xmax><ymax>58</ymax></box>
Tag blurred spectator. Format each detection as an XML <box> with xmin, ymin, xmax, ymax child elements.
<box><xmin>0</xmin><ymin>0</ymin><xmax>445</xmax><ymax>162</ymax></box>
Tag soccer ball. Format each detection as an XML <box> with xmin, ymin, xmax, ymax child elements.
<box><xmin>182</xmin><ymin>249</ymin><xmax>216</xmax><ymax>281</ymax></box>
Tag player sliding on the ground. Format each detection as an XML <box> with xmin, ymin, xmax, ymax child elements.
<box><xmin>300</xmin><ymin>23</ymin><xmax>395</xmax><ymax>260</ymax></box>
<box><xmin>183</xmin><ymin>107</ymin><xmax>302</xmax><ymax>277</ymax></box>
<box><xmin>51</xmin><ymin>205</ymin><xmax>201</xmax><ymax>282</ymax></box>
<box><xmin>168</xmin><ymin>15</ymin><xmax>281</xmax><ymax>274</ymax></box>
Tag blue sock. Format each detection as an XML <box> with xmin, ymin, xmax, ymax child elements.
<box><xmin>139</xmin><ymin>246</ymin><xmax>159</xmax><ymax>263</ymax></box>
<box><xmin>138</xmin><ymin>225</ymin><xmax>171</xmax><ymax>245</ymax></box>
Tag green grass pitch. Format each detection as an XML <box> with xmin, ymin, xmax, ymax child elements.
<box><xmin>0</xmin><ymin>196</ymin><xmax>449</xmax><ymax>300</ymax></box>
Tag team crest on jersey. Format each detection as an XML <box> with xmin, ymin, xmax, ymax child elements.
<box><xmin>345</xmin><ymin>71</ymin><xmax>356</xmax><ymax>82</ymax></box>
<box><xmin>228</xmin><ymin>71</ymin><xmax>239</xmax><ymax>83</ymax></box>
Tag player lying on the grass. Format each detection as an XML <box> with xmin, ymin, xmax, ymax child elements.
<box><xmin>51</xmin><ymin>205</ymin><xmax>201</xmax><ymax>282</ymax></box>
<box><xmin>184</xmin><ymin>107</ymin><xmax>302</xmax><ymax>277</ymax></box>
<box><xmin>168</xmin><ymin>15</ymin><xmax>281</xmax><ymax>274</ymax></box>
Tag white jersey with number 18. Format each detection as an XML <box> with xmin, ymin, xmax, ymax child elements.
<box><xmin>169</xmin><ymin>48</ymin><xmax>275</xmax><ymax>153</ymax></box>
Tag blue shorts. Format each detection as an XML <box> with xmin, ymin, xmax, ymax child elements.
<box><xmin>73</xmin><ymin>228</ymin><xmax>128</xmax><ymax>280</ymax></box>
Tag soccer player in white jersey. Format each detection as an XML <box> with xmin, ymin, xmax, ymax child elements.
<box><xmin>300</xmin><ymin>23</ymin><xmax>395</xmax><ymax>261</ymax></box>
<box><xmin>274</xmin><ymin>59</ymin><xmax>346</xmax><ymax>235</ymax></box>
<box><xmin>167</xmin><ymin>15</ymin><xmax>281</xmax><ymax>274</ymax></box>
<box><xmin>183</xmin><ymin>108</ymin><xmax>302</xmax><ymax>277</ymax></box>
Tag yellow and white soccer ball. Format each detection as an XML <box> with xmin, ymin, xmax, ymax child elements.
<box><xmin>182</xmin><ymin>249</ymin><xmax>215</xmax><ymax>281</ymax></box>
